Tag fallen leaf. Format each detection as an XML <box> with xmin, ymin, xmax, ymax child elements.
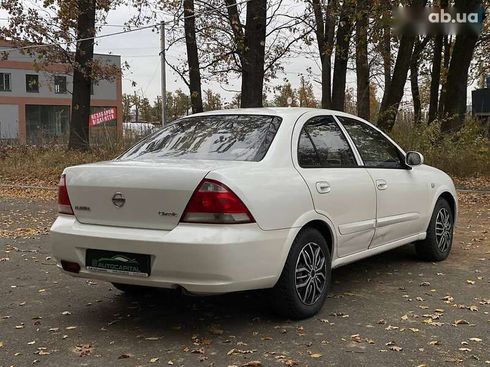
<box><xmin>389</xmin><ymin>346</ymin><xmax>403</xmax><ymax>352</ymax></box>
<box><xmin>241</xmin><ymin>362</ymin><xmax>262</xmax><ymax>367</ymax></box>
<box><xmin>310</xmin><ymin>353</ymin><xmax>322</xmax><ymax>358</ymax></box>
<box><xmin>74</xmin><ymin>344</ymin><xmax>92</xmax><ymax>357</ymax></box>
<box><xmin>454</xmin><ymin>320</ymin><xmax>470</xmax><ymax>326</ymax></box>
<box><xmin>469</xmin><ymin>338</ymin><xmax>482</xmax><ymax>342</ymax></box>
<box><xmin>149</xmin><ymin>357</ymin><xmax>159</xmax><ymax>363</ymax></box>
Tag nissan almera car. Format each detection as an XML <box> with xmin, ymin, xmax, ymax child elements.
<box><xmin>50</xmin><ymin>108</ymin><xmax>457</xmax><ymax>319</ymax></box>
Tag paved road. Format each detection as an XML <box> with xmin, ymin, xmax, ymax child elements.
<box><xmin>0</xmin><ymin>192</ymin><xmax>489</xmax><ymax>367</ymax></box>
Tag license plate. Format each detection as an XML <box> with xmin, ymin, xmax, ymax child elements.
<box><xmin>86</xmin><ymin>249</ymin><xmax>151</xmax><ymax>277</ymax></box>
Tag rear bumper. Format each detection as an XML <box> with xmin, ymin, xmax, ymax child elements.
<box><xmin>50</xmin><ymin>216</ymin><xmax>291</xmax><ymax>294</ymax></box>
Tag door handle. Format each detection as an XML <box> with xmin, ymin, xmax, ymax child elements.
<box><xmin>376</xmin><ymin>179</ymin><xmax>388</xmax><ymax>190</ymax></box>
<box><xmin>316</xmin><ymin>181</ymin><xmax>331</xmax><ymax>194</ymax></box>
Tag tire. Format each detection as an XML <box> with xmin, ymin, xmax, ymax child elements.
<box><xmin>112</xmin><ymin>283</ymin><xmax>154</xmax><ymax>294</ymax></box>
<box><xmin>271</xmin><ymin>227</ymin><xmax>331</xmax><ymax>320</ymax></box>
<box><xmin>415</xmin><ymin>198</ymin><xmax>454</xmax><ymax>262</ymax></box>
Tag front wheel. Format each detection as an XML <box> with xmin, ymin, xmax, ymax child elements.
<box><xmin>270</xmin><ymin>228</ymin><xmax>331</xmax><ymax>319</ymax></box>
<box><xmin>415</xmin><ymin>198</ymin><xmax>454</xmax><ymax>262</ymax></box>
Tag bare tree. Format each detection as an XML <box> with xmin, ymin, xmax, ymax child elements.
<box><xmin>331</xmin><ymin>0</ymin><xmax>355</xmax><ymax>111</ymax></box>
<box><xmin>310</xmin><ymin>0</ymin><xmax>337</xmax><ymax>108</ymax></box>
<box><xmin>184</xmin><ymin>0</ymin><xmax>204</xmax><ymax>113</ymax></box>
<box><xmin>355</xmin><ymin>0</ymin><xmax>370</xmax><ymax>119</ymax></box>
<box><xmin>441</xmin><ymin>0</ymin><xmax>483</xmax><ymax>132</ymax></box>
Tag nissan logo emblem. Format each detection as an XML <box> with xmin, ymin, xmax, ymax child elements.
<box><xmin>112</xmin><ymin>192</ymin><xmax>126</xmax><ymax>208</ymax></box>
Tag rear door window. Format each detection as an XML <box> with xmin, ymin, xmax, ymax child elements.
<box><xmin>298</xmin><ymin>116</ymin><xmax>358</xmax><ymax>168</ymax></box>
<box><xmin>119</xmin><ymin>115</ymin><xmax>282</xmax><ymax>162</ymax></box>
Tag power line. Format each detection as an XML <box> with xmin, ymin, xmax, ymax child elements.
<box><xmin>0</xmin><ymin>0</ymin><xmax>252</xmax><ymax>53</ymax></box>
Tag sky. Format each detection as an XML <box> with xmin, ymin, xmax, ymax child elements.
<box><xmin>0</xmin><ymin>2</ymin><xmax>480</xmax><ymax>108</ymax></box>
<box><xmin>0</xmin><ymin>2</ymin><xmax>351</xmax><ymax>105</ymax></box>
<box><xmin>92</xmin><ymin>4</ymin><xmax>335</xmax><ymax>104</ymax></box>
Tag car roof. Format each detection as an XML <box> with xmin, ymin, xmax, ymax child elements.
<box><xmin>187</xmin><ymin>107</ymin><xmax>364</xmax><ymax>123</ymax></box>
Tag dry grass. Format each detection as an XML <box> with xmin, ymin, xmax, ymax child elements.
<box><xmin>0</xmin><ymin>142</ymin><xmax>130</xmax><ymax>187</ymax></box>
<box><xmin>390</xmin><ymin>119</ymin><xmax>490</xmax><ymax>180</ymax></box>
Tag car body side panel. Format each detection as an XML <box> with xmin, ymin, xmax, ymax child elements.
<box><xmin>206</xmin><ymin>166</ymin><xmax>315</xmax><ymax>231</ymax></box>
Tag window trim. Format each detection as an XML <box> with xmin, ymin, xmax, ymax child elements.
<box><xmin>0</xmin><ymin>72</ymin><xmax>12</xmax><ymax>92</ymax></box>
<box><xmin>296</xmin><ymin>115</ymin><xmax>361</xmax><ymax>169</ymax></box>
<box><xmin>26</xmin><ymin>74</ymin><xmax>39</xmax><ymax>93</ymax></box>
<box><xmin>335</xmin><ymin>114</ymin><xmax>410</xmax><ymax>170</ymax></box>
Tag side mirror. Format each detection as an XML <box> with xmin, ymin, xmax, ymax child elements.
<box><xmin>405</xmin><ymin>151</ymin><xmax>424</xmax><ymax>167</ymax></box>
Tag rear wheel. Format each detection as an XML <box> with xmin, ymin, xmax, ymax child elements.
<box><xmin>415</xmin><ymin>198</ymin><xmax>454</xmax><ymax>262</ymax></box>
<box><xmin>271</xmin><ymin>228</ymin><xmax>331</xmax><ymax>319</ymax></box>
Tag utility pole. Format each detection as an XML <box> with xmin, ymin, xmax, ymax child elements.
<box><xmin>160</xmin><ymin>20</ymin><xmax>166</xmax><ymax>126</ymax></box>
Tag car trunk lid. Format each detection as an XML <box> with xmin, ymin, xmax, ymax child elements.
<box><xmin>64</xmin><ymin>160</ymin><xmax>239</xmax><ymax>231</ymax></box>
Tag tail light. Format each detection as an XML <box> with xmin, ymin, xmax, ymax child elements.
<box><xmin>181</xmin><ymin>179</ymin><xmax>255</xmax><ymax>224</ymax></box>
<box><xmin>58</xmin><ymin>174</ymin><xmax>74</xmax><ymax>215</ymax></box>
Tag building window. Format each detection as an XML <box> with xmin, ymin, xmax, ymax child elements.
<box><xmin>26</xmin><ymin>105</ymin><xmax>70</xmax><ymax>143</ymax></box>
<box><xmin>0</xmin><ymin>73</ymin><xmax>11</xmax><ymax>92</ymax></box>
<box><xmin>54</xmin><ymin>76</ymin><xmax>67</xmax><ymax>94</ymax></box>
<box><xmin>26</xmin><ymin>74</ymin><xmax>39</xmax><ymax>93</ymax></box>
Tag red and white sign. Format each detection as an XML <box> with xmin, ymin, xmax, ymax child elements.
<box><xmin>89</xmin><ymin>108</ymin><xmax>117</xmax><ymax>127</ymax></box>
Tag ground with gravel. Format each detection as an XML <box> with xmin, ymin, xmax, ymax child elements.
<box><xmin>0</xmin><ymin>190</ymin><xmax>489</xmax><ymax>367</ymax></box>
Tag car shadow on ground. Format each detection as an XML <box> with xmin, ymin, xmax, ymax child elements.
<box><xmin>71</xmin><ymin>244</ymin><xmax>422</xmax><ymax>335</ymax></box>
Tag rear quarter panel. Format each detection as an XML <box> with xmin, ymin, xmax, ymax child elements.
<box><xmin>207</xmin><ymin>165</ymin><xmax>314</xmax><ymax>231</ymax></box>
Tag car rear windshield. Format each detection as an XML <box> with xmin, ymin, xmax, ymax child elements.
<box><xmin>118</xmin><ymin>115</ymin><xmax>282</xmax><ymax>162</ymax></box>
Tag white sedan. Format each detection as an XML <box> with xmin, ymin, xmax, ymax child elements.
<box><xmin>50</xmin><ymin>108</ymin><xmax>457</xmax><ymax>319</ymax></box>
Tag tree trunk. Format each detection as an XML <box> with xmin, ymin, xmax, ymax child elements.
<box><xmin>356</xmin><ymin>0</ymin><xmax>370</xmax><ymax>119</ymax></box>
<box><xmin>381</xmin><ymin>6</ymin><xmax>392</xmax><ymax>106</ymax></box>
<box><xmin>377</xmin><ymin>0</ymin><xmax>427</xmax><ymax>132</ymax></box>
<box><xmin>438</xmin><ymin>36</ymin><xmax>451</xmax><ymax>118</ymax></box>
<box><xmin>312</xmin><ymin>0</ymin><xmax>337</xmax><ymax>109</ymax></box>
<box><xmin>410</xmin><ymin>37</ymin><xmax>429</xmax><ymax>124</ymax></box>
<box><xmin>441</xmin><ymin>35</ymin><xmax>478</xmax><ymax>132</ymax></box>
<box><xmin>441</xmin><ymin>0</ymin><xmax>481</xmax><ymax>132</ymax></box>
<box><xmin>428</xmin><ymin>0</ymin><xmax>447</xmax><ymax>124</ymax></box>
<box><xmin>428</xmin><ymin>35</ymin><xmax>443</xmax><ymax>124</ymax></box>
<box><xmin>184</xmin><ymin>0</ymin><xmax>203</xmax><ymax>113</ymax></box>
<box><xmin>68</xmin><ymin>0</ymin><xmax>96</xmax><ymax>151</ymax></box>
<box><xmin>240</xmin><ymin>0</ymin><xmax>266</xmax><ymax>108</ymax></box>
<box><xmin>410</xmin><ymin>61</ymin><xmax>421</xmax><ymax>124</ymax></box>
<box><xmin>331</xmin><ymin>0</ymin><xmax>354</xmax><ymax>111</ymax></box>
<box><xmin>377</xmin><ymin>33</ymin><xmax>416</xmax><ymax>131</ymax></box>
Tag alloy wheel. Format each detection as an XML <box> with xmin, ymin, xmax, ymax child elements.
<box><xmin>435</xmin><ymin>208</ymin><xmax>452</xmax><ymax>252</ymax></box>
<box><xmin>295</xmin><ymin>242</ymin><xmax>327</xmax><ymax>305</ymax></box>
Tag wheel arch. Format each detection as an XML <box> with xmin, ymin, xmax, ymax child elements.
<box><xmin>302</xmin><ymin>220</ymin><xmax>334</xmax><ymax>259</ymax></box>
<box><xmin>438</xmin><ymin>191</ymin><xmax>457</xmax><ymax>219</ymax></box>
